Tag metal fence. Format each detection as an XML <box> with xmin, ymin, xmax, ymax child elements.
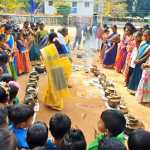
<box><xmin>0</xmin><ymin>14</ymin><xmax>64</xmax><ymax>25</ymax></box>
<box><xmin>0</xmin><ymin>14</ymin><xmax>149</xmax><ymax>28</ymax></box>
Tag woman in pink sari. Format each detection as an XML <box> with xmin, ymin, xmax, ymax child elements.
<box><xmin>115</xmin><ymin>23</ymin><xmax>136</xmax><ymax>73</ymax></box>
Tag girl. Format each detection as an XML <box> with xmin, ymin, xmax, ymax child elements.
<box><xmin>17</xmin><ymin>30</ymin><xmax>31</xmax><ymax>73</ymax></box>
<box><xmin>125</xmin><ymin>31</ymin><xmax>142</xmax><ymax>86</ymax></box>
<box><xmin>136</xmin><ymin>51</ymin><xmax>150</xmax><ymax>103</ymax></box>
<box><xmin>128</xmin><ymin>30</ymin><xmax>150</xmax><ymax>93</ymax></box>
<box><xmin>115</xmin><ymin>23</ymin><xmax>136</xmax><ymax>73</ymax></box>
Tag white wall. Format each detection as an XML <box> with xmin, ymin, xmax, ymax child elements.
<box><xmin>44</xmin><ymin>0</ymin><xmax>56</xmax><ymax>15</ymax></box>
<box><xmin>72</xmin><ymin>0</ymin><xmax>94</xmax><ymax>17</ymax></box>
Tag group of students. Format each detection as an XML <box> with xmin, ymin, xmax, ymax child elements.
<box><xmin>0</xmin><ymin>95</ymin><xmax>150</xmax><ymax>150</ymax></box>
<box><xmin>98</xmin><ymin>23</ymin><xmax>150</xmax><ymax>104</ymax></box>
<box><xmin>0</xmin><ymin>20</ymin><xmax>72</xmax><ymax>111</ymax></box>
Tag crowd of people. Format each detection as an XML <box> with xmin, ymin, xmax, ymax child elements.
<box><xmin>98</xmin><ymin>23</ymin><xmax>150</xmax><ymax>104</ymax></box>
<box><xmin>0</xmin><ymin>19</ymin><xmax>150</xmax><ymax>150</ymax></box>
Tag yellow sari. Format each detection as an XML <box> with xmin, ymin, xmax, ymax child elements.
<box><xmin>41</xmin><ymin>44</ymin><xmax>71</xmax><ymax>110</ymax></box>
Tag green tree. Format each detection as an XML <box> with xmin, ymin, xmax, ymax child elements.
<box><xmin>0</xmin><ymin>0</ymin><xmax>24</xmax><ymax>13</ymax></box>
<box><xmin>53</xmin><ymin>0</ymin><xmax>71</xmax><ymax>24</ymax></box>
<box><xmin>127</xmin><ymin>0</ymin><xmax>150</xmax><ymax>17</ymax></box>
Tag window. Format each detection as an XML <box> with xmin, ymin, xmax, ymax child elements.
<box><xmin>85</xmin><ymin>2</ymin><xmax>90</xmax><ymax>7</ymax></box>
<box><xmin>72</xmin><ymin>1</ymin><xmax>77</xmax><ymax>7</ymax></box>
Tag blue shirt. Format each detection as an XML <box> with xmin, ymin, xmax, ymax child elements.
<box><xmin>10</xmin><ymin>126</ymin><xmax>29</xmax><ymax>149</ymax></box>
<box><xmin>46</xmin><ymin>139</ymin><xmax>60</xmax><ymax>150</ymax></box>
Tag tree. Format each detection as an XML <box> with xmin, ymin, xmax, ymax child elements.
<box><xmin>0</xmin><ymin>0</ymin><xmax>24</xmax><ymax>13</ymax></box>
<box><xmin>53</xmin><ymin>0</ymin><xmax>72</xmax><ymax>25</ymax></box>
<box><xmin>127</xmin><ymin>0</ymin><xmax>150</xmax><ymax>17</ymax></box>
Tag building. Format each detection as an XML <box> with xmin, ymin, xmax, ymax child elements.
<box><xmin>71</xmin><ymin>0</ymin><xmax>94</xmax><ymax>17</ymax></box>
<box><xmin>44</xmin><ymin>0</ymin><xmax>94</xmax><ymax>17</ymax></box>
<box><xmin>44</xmin><ymin>0</ymin><xmax>56</xmax><ymax>15</ymax></box>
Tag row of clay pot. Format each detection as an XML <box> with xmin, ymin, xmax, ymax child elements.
<box><xmin>90</xmin><ymin>65</ymin><xmax>145</xmax><ymax>135</ymax></box>
<box><xmin>24</xmin><ymin>69</ymin><xmax>39</xmax><ymax>107</ymax></box>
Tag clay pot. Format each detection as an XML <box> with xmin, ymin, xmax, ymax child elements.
<box><xmin>35</xmin><ymin>65</ymin><xmax>46</xmax><ymax>74</ymax></box>
<box><xmin>26</xmin><ymin>82</ymin><xmax>37</xmax><ymax>89</ymax></box>
<box><xmin>29</xmin><ymin>74</ymin><xmax>39</xmax><ymax>80</ymax></box>
<box><xmin>119</xmin><ymin>105</ymin><xmax>128</xmax><ymax>114</ymax></box>
<box><xmin>24</xmin><ymin>94</ymin><xmax>38</xmax><ymax>107</ymax></box>
<box><xmin>30</xmin><ymin>70</ymin><xmax>38</xmax><ymax>76</ymax></box>
<box><xmin>29</xmin><ymin>78</ymin><xmax>37</xmax><ymax>82</ymax></box>
<box><xmin>125</xmin><ymin>125</ymin><xmax>135</xmax><ymax>135</ymax></box>
<box><xmin>94</xmin><ymin>71</ymin><xmax>100</xmax><ymax>77</ymax></box>
<box><xmin>108</xmin><ymin>99</ymin><xmax>120</xmax><ymax>108</ymax></box>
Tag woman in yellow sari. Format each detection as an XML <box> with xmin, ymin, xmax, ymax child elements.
<box><xmin>41</xmin><ymin>33</ymin><xmax>72</xmax><ymax>110</ymax></box>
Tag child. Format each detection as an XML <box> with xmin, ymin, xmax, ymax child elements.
<box><xmin>27</xmin><ymin>121</ymin><xmax>48</xmax><ymax>149</ymax></box>
<box><xmin>100</xmin><ymin>138</ymin><xmax>126</xmax><ymax>150</ymax></box>
<box><xmin>47</xmin><ymin>113</ymin><xmax>71</xmax><ymax>150</ymax></box>
<box><xmin>17</xmin><ymin>30</ymin><xmax>31</xmax><ymax>73</ymax></box>
<box><xmin>136</xmin><ymin>53</ymin><xmax>150</xmax><ymax>103</ymax></box>
<box><xmin>0</xmin><ymin>82</ymin><xmax>9</xmax><ymax>106</ymax></box>
<box><xmin>0</xmin><ymin>128</ymin><xmax>17</xmax><ymax>150</ymax></box>
<box><xmin>128</xmin><ymin>129</ymin><xmax>150</xmax><ymax>150</ymax></box>
<box><xmin>88</xmin><ymin>110</ymin><xmax>126</xmax><ymax>150</ymax></box>
<box><xmin>125</xmin><ymin>31</ymin><xmax>142</xmax><ymax>87</ymax></box>
<box><xmin>0</xmin><ymin>107</ymin><xmax>8</xmax><ymax>128</ymax></box>
<box><xmin>0</xmin><ymin>73</ymin><xmax>13</xmax><ymax>83</ymax></box>
<box><xmin>8</xmin><ymin>104</ymin><xmax>34</xmax><ymax>149</ymax></box>
<box><xmin>8</xmin><ymin>81</ymin><xmax>19</xmax><ymax>104</ymax></box>
<box><xmin>60</xmin><ymin>128</ymin><xmax>87</xmax><ymax>150</ymax></box>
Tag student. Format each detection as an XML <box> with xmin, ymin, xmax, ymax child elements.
<box><xmin>27</xmin><ymin>121</ymin><xmax>48</xmax><ymax>149</ymax></box>
<box><xmin>0</xmin><ymin>82</ymin><xmax>9</xmax><ymax>106</ymax></box>
<box><xmin>60</xmin><ymin>128</ymin><xmax>87</xmax><ymax>150</ymax></box>
<box><xmin>47</xmin><ymin>113</ymin><xmax>71</xmax><ymax>150</ymax></box>
<box><xmin>128</xmin><ymin>30</ymin><xmax>150</xmax><ymax>93</ymax></box>
<box><xmin>125</xmin><ymin>31</ymin><xmax>142</xmax><ymax>87</ymax></box>
<box><xmin>17</xmin><ymin>29</ymin><xmax>31</xmax><ymax>73</ymax></box>
<box><xmin>128</xmin><ymin>129</ymin><xmax>150</xmax><ymax>150</ymax></box>
<box><xmin>8</xmin><ymin>81</ymin><xmax>19</xmax><ymax>104</ymax></box>
<box><xmin>88</xmin><ymin>110</ymin><xmax>126</xmax><ymax>150</ymax></box>
<box><xmin>8</xmin><ymin>104</ymin><xmax>34</xmax><ymax>149</ymax></box>
<box><xmin>0</xmin><ymin>107</ymin><xmax>8</xmax><ymax>128</ymax></box>
<box><xmin>0</xmin><ymin>73</ymin><xmax>13</xmax><ymax>83</ymax></box>
<box><xmin>100</xmin><ymin>138</ymin><xmax>126</xmax><ymax>150</ymax></box>
<box><xmin>0</xmin><ymin>128</ymin><xmax>17</xmax><ymax>150</ymax></box>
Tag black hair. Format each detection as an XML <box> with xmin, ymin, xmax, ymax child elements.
<box><xmin>48</xmin><ymin>32</ymin><xmax>57</xmax><ymax>43</ymax></box>
<box><xmin>8</xmin><ymin>104</ymin><xmax>34</xmax><ymax>125</ymax></box>
<box><xmin>0</xmin><ymin>107</ymin><xmax>8</xmax><ymax>127</ymax></box>
<box><xmin>112</xmin><ymin>25</ymin><xmax>117</xmax><ymax>30</ymax></box>
<box><xmin>0</xmin><ymin>128</ymin><xmax>17</xmax><ymax>150</ymax></box>
<box><xmin>133</xmin><ymin>31</ymin><xmax>143</xmax><ymax>38</ymax></box>
<box><xmin>0</xmin><ymin>74</ymin><xmax>13</xmax><ymax>83</ymax></box>
<box><xmin>128</xmin><ymin>129</ymin><xmax>150</xmax><ymax>150</ymax></box>
<box><xmin>100</xmin><ymin>137</ymin><xmax>126</xmax><ymax>150</ymax></box>
<box><xmin>0</xmin><ymin>51</ymin><xmax>9</xmax><ymax>65</ymax></box>
<box><xmin>0</xmin><ymin>85</ymin><xmax>9</xmax><ymax>104</ymax></box>
<box><xmin>101</xmin><ymin>110</ymin><xmax>126</xmax><ymax>136</ymax></box>
<box><xmin>0</xmin><ymin>34</ymin><xmax>5</xmax><ymax>41</ymax></box>
<box><xmin>5</xmin><ymin>24</ymin><xmax>12</xmax><ymax>31</ymax></box>
<box><xmin>124</xmin><ymin>23</ymin><xmax>136</xmax><ymax>34</ymax></box>
<box><xmin>27</xmin><ymin>121</ymin><xmax>48</xmax><ymax>149</ymax></box>
<box><xmin>143</xmin><ymin>30</ymin><xmax>150</xmax><ymax>36</ymax></box>
<box><xmin>48</xmin><ymin>33</ymin><xmax>64</xmax><ymax>54</ymax></box>
<box><xmin>49</xmin><ymin>113</ymin><xmax>71</xmax><ymax>140</ymax></box>
<box><xmin>60</xmin><ymin>128</ymin><xmax>87</xmax><ymax>150</ymax></box>
<box><xmin>8</xmin><ymin>83</ymin><xmax>19</xmax><ymax>101</ymax></box>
